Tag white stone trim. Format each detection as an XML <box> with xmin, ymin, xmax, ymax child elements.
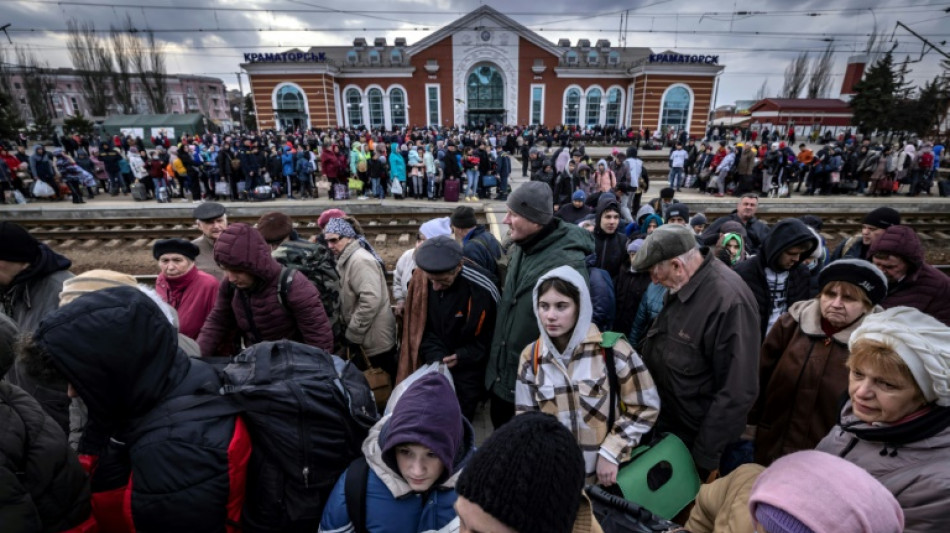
<box><xmin>657</xmin><ymin>83</ymin><xmax>694</xmax><ymax>134</ymax></box>
<box><xmin>271</xmin><ymin>81</ymin><xmax>311</xmax><ymax>130</ymax></box>
<box><xmin>333</xmin><ymin>83</ymin><xmax>343</xmax><ymax>127</ymax></box>
<box><xmin>425</xmin><ymin>83</ymin><xmax>442</xmax><ymax>127</ymax></box>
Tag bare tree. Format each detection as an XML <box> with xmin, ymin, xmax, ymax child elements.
<box><xmin>782</xmin><ymin>52</ymin><xmax>809</xmax><ymax>98</ymax></box>
<box><xmin>109</xmin><ymin>21</ymin><xmax>135</xmax><ymax>114</ymax></box>
<box><xmin>0</xmin><ymin>49</ymin><xmax>25</xmax><ymax>139</ymax></box>
<box><xmin>755</xmin><ymin>80</ymin><xmax>770</xmax><ymax>101</ymax></box>
<box><xmin>65</xmin><ymin>19</ymin><xmax>113</xmax><ymax>116</ymax></box>
<box><xmin>15</xmin><ymin>47</ymin><xmax>56</xmax><ymax>134</ymax></box>
<box><xmin>807</xmin><ymin>43</ymin><xmax>835</xmax><ymax>98</ymax></box>
<box><xmin>127</xmin><ymin>24</ymin><xmax>168</xmax><ymax>114</ymax></box>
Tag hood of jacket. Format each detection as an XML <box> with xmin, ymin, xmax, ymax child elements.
<box><xmin>635</xmin><ymin>204</ymin><xmax>655</xmax><ymax>225</ymax></box>
<box><xmin>762</xmin><ymin>218</ymin><xmax>818</xmax><ymax>271</ymax></box>
<box><xmin>593</xmin><ymin>196</ymin><xmax>621</xmax><ymax>236</ymax></box>
<box><xmin>868</xmin><ymin>225</ymin><xmax>925</xmax><ymax>270</ymax></box>
<box><xmin>7</xmin><ymin>244</ymin><xmax>72</xmax><ymax>292</ymax></box>
<box><xmin>36</xmin><ymin>286</ymin><xmax>188</xmax><ymax>426</ymax></box>
<box><xmin>212</xmin><ymin>223</ymin><xmax>282</xmax><ymax>282</ymax></box>
<box><xmin>532</xmin><ymin>265</ymin><xmax>593</xmax><ymax>361</ymax></box>
<box><xmin>642</xmin><ymin>213</ymin><xmax>664</xmax><ymax>230</ymax></box>
<box><xmin>595</xmin><ymin>158</ymin><xmax>609</xmax><ymax>174</ymax></box>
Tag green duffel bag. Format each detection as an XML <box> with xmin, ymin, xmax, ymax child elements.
<box><xmin>615</xmin><ymin>433</ymin><xmax>700</xmax><ymax>521</ymax></box>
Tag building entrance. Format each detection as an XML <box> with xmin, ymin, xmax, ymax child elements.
<box><xmin>466</xmin><ymin>64</ymin><xmax>505</xmax><ymax>129</ymax></box>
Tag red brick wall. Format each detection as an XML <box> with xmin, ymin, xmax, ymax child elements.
<box><xmin>518</xmin><ymin>38</ymin><xmax>561</xmax><ymax>125</ymax></box>
<box><xmin>629</xmin><ymin>74</ymin><xmax>714</xmax><ymax>135</ymax></box>
<box><xmin>405</xmin><ymin>37</ymin><xmax>454</xmax><ymax>127</ymax></box>
<box><xmin>250</xmin><ymin>73</ymin><xmax>336</xmax><ymax>130</ymax></box>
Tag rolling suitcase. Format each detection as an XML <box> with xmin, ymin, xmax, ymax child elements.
<box><xmin>333</xmin><ymin>183</ymin><xmax>349</xmax><ymax>200</ymax></box>
<box><xmin>443</xmin><ymin>178</ymin><xmax>460</xmax><ymax>202</ymax></box>
<box><xmin>131</xmin><ymin>180</ymin><xmax>148</xmax><ymax>201</ymax></box>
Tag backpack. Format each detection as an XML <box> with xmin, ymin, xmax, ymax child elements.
<box><xmin>272</xmin><ymin>242</ymin><xmax>345</xmax><ymax>350</ymax></box>
<box><xmin>343</xmin><ymin>456</ymin><xmax>373</xmax><ymax>533</ymax></box>
<box><xmin>919</xmin><ymin>152</ymin><xmax>934</xmax><ymax>170</ymax></box>
<box><xmin>220</xmin><ymin>340</ymin><xmax>379</xmax><ymax>532</ymax></box>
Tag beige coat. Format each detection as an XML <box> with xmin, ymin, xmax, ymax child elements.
<box><xmin>336</xmin><ymin>240</ymin><xmax>396</xmax><ymax>357</ymax></box>
<box><xmin>191</xmin><ymin>235</ymin><xmax>224</xmax><ymax>280</ymax></box>
<box><xmin>684</xmin><ymin>463</ymin><xmax>764</xmax><ymax>533</ymax></box>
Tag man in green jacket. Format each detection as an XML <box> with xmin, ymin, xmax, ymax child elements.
<box><xmin>486</xmin><ymin>181</ymin><xmax>594</xmax><ymax>427</ymax></box>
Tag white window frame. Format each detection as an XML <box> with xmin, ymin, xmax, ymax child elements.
<box><xmin>425</xmin><ymin>83</ymin><xmax>441</xmax><ymax>127</ymax></box>
<box><xmin>530</xmin><ymin>84</ymin><xmax>545</xmax><ymax>126</ymax></box>
<box><xmin>584</xmin><ymin>85</ymin><xmax>605</xmax><ymax>127</ymax></box>
<box><xmin>387</xmin><ymin>84</ymin><xmax>408</xmax><ymax>129</ymax></box>
<box><xmin>657</xmin><ymin>83</ymin><xmax>695</xmax><ymax>134</ymax></box>
<box><xmin>562</xmin><ymin>84</ymin><xmax>583</xmax><ymax>126</ymax></box>
<box><xmin>342</xmin><ymin>85</ymin><xmax>364</xmax><ymax>128</ymax></box>
<box><xmin>604</xmin><ymin>85</ymin><xmax>625</xmax><ymax>127</ymax></box>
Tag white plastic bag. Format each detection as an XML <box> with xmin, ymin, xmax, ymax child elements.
<box><xmin>391</xmin><ymin>179</ymin><xmax>404</xmax><ymax>197</ymax></box>
<box><xmin>32</xmin><ymin>180</ymin><xmax>55</xmax><ymax>198</ymax></box>
<box><xmin>383</xmin><ymin>362</ymin><xmax>454</xmax><ymax>416</ymax></box>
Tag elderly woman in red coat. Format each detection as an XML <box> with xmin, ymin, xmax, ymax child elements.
<box><xmin>153</xmin><ymin>238</ymin><xmax>219</xmax><ymax>340</ymax></box>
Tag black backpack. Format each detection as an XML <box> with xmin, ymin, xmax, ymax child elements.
<box><xmin>220</xmin><ymin>340</ymin><xmax>379</xmax><ymax>532</ymax></box>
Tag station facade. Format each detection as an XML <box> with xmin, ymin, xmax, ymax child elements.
<box><xmin>242</xmin><ymin>6</ymin><xmax>724</xmax><ymax>133</ymax></box>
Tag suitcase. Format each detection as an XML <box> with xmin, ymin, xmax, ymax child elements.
<box><xmin>131</xmin><ymin>181</ymin><xmax>148</xmax><ymax>201</ymax></box>
<box><xmin>156</xmin><ymin>187</ymin><xmax>169</xmax><ymax>203</ymax></box>
<box><xmin>443</xmin><ymin>178</ymin><xmax>460</xmax><ymax>202</ymax></box>
<box><xmin>333</xmin><ymin>183</ymin><xmax>349</xmax><ymax>200</ymax></box>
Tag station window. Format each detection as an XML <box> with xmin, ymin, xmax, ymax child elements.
<box><xmin>368</xmin><ymin>88</ymin><xmax>384</xmax><ymax>128</ymax></box>
<box><xmin>345</xmin><ymin>88</ymin><xmax>363</xmax><ymax>127</ymax></box>
<box><xmin>585</xmin><ymin>88</ymin><xmax>602</xmax><ymax>126</ymax></box>
<box><xmin>427</xmin><ymin>85</ymin><xmax>440</xmax><ymax>126</ymax></box>
<box><xmin>564</xmin><ymin>88</ymin><xmax>581</xmax><ymax>126</ymax></box>
<box><xmin>530</xmin><ymin>86</ymin><xmax>543</xmax><ymax>125</ymax></box>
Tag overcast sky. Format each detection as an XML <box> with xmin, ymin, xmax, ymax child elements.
<box><xmin>4</xmin><ymin>0</ymin><xmax>948</xmax><ymax>109</ymax></box>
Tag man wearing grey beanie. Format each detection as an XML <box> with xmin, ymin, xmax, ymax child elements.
<box><xmin>485</xmin><ymin>181</ymin><xmax>594</xmax><ymax>427</ymax></box>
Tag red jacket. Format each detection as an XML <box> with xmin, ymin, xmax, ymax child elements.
<box><xmin>321</xmin><ymin>148</ymin><xmax>342</xmax><ymax>179</ymax></box>
<box><xmin>198</xmin><ymin>224</ymin><xmax>334</xmax><ymax>356</ymax></box>
<box><xmin>156</xmin><ymin>265</ymin><xmax>220</xmax><ymax>340</ymax></box>
<box><xmin>869</xmin><ymin>225</ymin><xmax>950</xmax><ymax>326</ymax></box>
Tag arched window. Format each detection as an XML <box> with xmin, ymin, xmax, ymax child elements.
<box><xmin>367</xmin><ymin>88</ymin><xmax>384</xmax><ymax>129</ymax></box>
<box><xmin>660</xmin><ymin>86</ymin><xmax>691</xmax><ymax>133</ymax></box>
<box><xmin>467</xmin><ymin>65</ymin><xmax>504</xmax><ymax>110</ymax></box>
<box><xmin>585</xmin><ymin>88</ymin><xmax>602</xmax><ymax>126</ymax></box>
<box><xmin>276</xmin><ymin>85</ymin><xmax>305</xmax><ymax>112</ymax></box>
<box><xmin>345</xmin><ymin>88</ymin><xmax>363</xmax><ymax>127</ymax></box>
<box><xmin>564</xmin><ymin>88</ymin><xmax>581</xmax><ymax>126</ymax></box>
<box><xmin>605</xmin><ymin>88</ymin><xmax>622</xmax><ymax>126</ymax></box>
<box><xmin>390</xmin><ymin>88</ymin><xmax>406</xmax><ymax>127</ymax></box>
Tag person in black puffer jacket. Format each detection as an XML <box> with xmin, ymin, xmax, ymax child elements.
<box><xmin>734</xmin><ymin>218</ymin><xmax>819</xmax><ymax>339</ymax></box>
<box><xmin>27</xmin><ymin>286</ymin><xmax>250</xmax><ymax>531</ymax></box>
<box><xmin>592</xmin><ymin>195</ymin><xmax>627</xmax><ymax>280</ymax></box>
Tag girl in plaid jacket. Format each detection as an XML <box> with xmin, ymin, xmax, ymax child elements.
<box><xmin>515</xmin><ymin>266</ymin><xmax>660</xmax><ymax>487</ymax></box>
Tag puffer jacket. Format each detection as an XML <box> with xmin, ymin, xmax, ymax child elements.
<box><xmin>155</xmin><ymin>265</ymin><xmax>219</xmax><ymax>340</ymax></box>
<box><xmin>0</xmin><ymin>244</ymin><xmax>74</xmax><ymax>333</ymax></box>
<box><xmin>38</xmin><ymin>287</ymin><xmax>250</xmax><ymax>532</ymax></box>
<box><xmin>336</xmin><ymin>240</ymin><xmax>397</xmax><ymax>357</ymax></box>
<box><xmin>198</xmin><ymin>223</ymin><xmax>333</xmax><ymax>356</ymax></box>
<box><xmin>751</xmin><ymin>298</ymin><xmax>881</xmax><ymax>465</ymax></box>
<box><xmin>734</xmin><ymin>219</ymin><xmax>818</xmax><ymax>339</ymax></box>
<box><xmin>321</xmin><ymin>148</ymin><xmax>341</xmax><ymax>179</ymax></box>
<box><xmin>0</xmin><ymin>380</ymin><xmax>92</xmax><ymax>533</ymax></box>
<box><xmin>684</xmin><ymin>463</ymin><xmax>764</xmax><ymax>533</ymax></box>
<box><xmin>487</xmin><ymin>220</ymin><xmax>594</xmax><ymax>403</ymax></box>
<box><xmin>868</xmin><ymin>225</ymin><xmax>950</xmax><ymax>325</ymax></box>
<box><xmin>816</xmin><ymin>403</ymin><xmax>950</xmax><ymax>533</ymax></box>
<box><xmin>281</xmin><ymin>147</ymin><xmax>294</xmax><ymax>176</ymax></box>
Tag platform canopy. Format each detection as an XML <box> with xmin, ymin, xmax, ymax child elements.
<box><xmin>100</xmin><ymin>113</ymin><xmax>208</xmax><ymax>146</ymax></box>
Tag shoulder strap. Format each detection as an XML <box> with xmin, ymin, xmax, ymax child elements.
<box><xmin>276</xmin><ymin>266</ymin><xmax>296</xmax><ymax>311</ymax></box>
<box><xmin>531</xmin><ymin>338</ymin><xmax>542</xmax><ymax>375</ymax></box>
<box><xmin>600</xmin><ymin>332</ymin><xmax>628</xmax><ymax>433</ymax></box>
<box><xmin>344</xmin><ymin>456</ymin><xmax>371</xmax><ymax>533</ymax></box>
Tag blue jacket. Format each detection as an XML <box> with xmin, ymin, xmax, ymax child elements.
<box><xmin>389</xmin><ymin>142</ymin><xmax>407</xmax><ymax>182</ymax></box>
<box><xmin>461</xmin><ymin>226</ymin><xmax>503</xmax><ymax>282</ymax></box>
<box><xmin>294</xmin><ymin>155</ymin><xmax>311</xmax><ymax>180</ymax></box>
<box><xmin>282</xmin><ymin>148</ymin><xmax>295</xmax><ymax>176</ymax></box>
<box><xmin>319</xmin><ymin>416</ymin><xmax>475</xmax><ymax>533</ymax></box>
<box><xmin>630</xmin><ymin>282</ymin><xmax>666</xmax><ymax>346</ymax></box>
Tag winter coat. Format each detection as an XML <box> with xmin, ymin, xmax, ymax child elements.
<box><xmin>198</xmin><ymin>224</ymin><xmax>334</xmax><ymax>356</ymax></box>
<box><xmin>29</xmin><ymin>148</ymin><xmax>54</xmax><ymax>180</ymax></box>
<box><xmin>629</xmin><ymin>282</ymin><xmax>666</xmax><ymax>347</ymax></box>
<box><xmin>0</xmin><ymin>244</ymin><xmax>73</xmax><ymax>333</ymax></box>
<box><xmin>734</xmin><ymin>219</ymin><xmax>818</xmax><ymax>339</ymax></box>
<box><xmin>389</xmin><ymin>143</ymin><xmax>407</xmax><ymax>182</ymax></box>
<box><xmin>701</xmin><ymin>211</ymin><xmax>771</xmax><ymax>258</ymax></box>
<box><xmin>816</xmin><ymin>403</ymin><xmax>950</xmax><ymax>533</ymax></box>
<box><xmin>392</xmin><ymin>248</ymin><xmax>415</xmax><ymax>306</ymax></box>
<box><xmin>555</xmin><ymin>203</ymin><xmax>593</xmax><ymax>224</ymax></box>
<box><xmin>319</xmin><ymin>385</ymin><xmax>475</xmax><ymax>533</ymax></box>
<box><xmin>613</xmin><ymin>267</ymin><xmax>651</xmax><ymax>340</ymax></box>
<box><xmin>515</xmin><ymin>266</ymin><xmax>659</xmax><ymax>479</ymax></box>
<box><xmin>281</xmin><ymin>147</ymin><xmax>295</xmax><ymax>176</ymax></box>
<box><xmin>192</xmin><ymin>235</ymin><xmax>225</xmax><ymax>281</ymax></box>
<box><xmin>336</xmin><ymin>240</ymin><xmax>397</xmax><ymax>357</ymax></box>
<box><xmin>594</xmin><ymin>159</ymin><xmax>616</xmax><ymax>193</ymax></box>
<box><xmin>155</xmin><ymin>265</ymin><xmax>219</xmax><ymax>340</ymax></box>
<box><xmin>461</xmin><ymin>226</ymin><xmax>503</xmax><ymax>283</ymax></box>
<box><xmin>751</xmin><ymin>299</ymin><xmax>880</xmax><ymax>466</ymax></box>
<box><xmin>869</xmin><ymin>225</ymin><xmax>950</xmax><ymax>326</ymax></box>
<box><xmin>829</xmin><ymin>234</ymin><xmax>868</xmax><ymax>262</ymax></box>
<box><xmin>38</xmin><ymin>287</ymin><xmax>249</xmax><ymax>532</ymax></box>
<box><xmin>684</xmin><ymin>463</ymin><xmax>764</xmax><ymax>533</ymax></box>
<box><xmin>737</xmin><ymin>148</ymin><xmax>756</xmax><ymax>175</ymax></box>
<box><xmin>640</xmin><ymin>250</ymin><xmax>761</xmax><ymax>471</ymax></box>
<box><xmin>592</xmin><ymin>198</ymin><xmax>627</xmax><ymax>279</ymax></box>
<box><xmin>0</xmin><ymin>380</ymin><xmax>92</xmax><ymax>533</ymax></box>
<box><xmin>487</xmin><ymin>220</ymin><xmax>595</xmax><ymax>403</ymax></box>
<box><xmin>321</xmin><ymin>148</ymin><xmax>341</xmax><ymax>179</ymax></box>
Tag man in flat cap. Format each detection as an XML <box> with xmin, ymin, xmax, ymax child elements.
<box><xmin>192</xmin><ymin>202</ymin><xmax>228</xmax><ymax>280</ymax></box>
<box><xmin>632</xmin><ymin>224</ymin><xmax>760</xmax><ymax>480</ymax></box>
<box><xmin>486</xmin><ymin>181</ymin><xmax>594</xmax><ymax>427</ymax></box>
<box><xmin>397</xmin><ymin>236</ymin><xmax>499</xmax><ymax>421</ymax></box>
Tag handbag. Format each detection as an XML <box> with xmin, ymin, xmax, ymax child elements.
<box><xmin>350</xmin><ymin>347</ymin><xmax>392</xmax><ymax>410</ymax></box>
<box><xmin>615</xmin><ymin>433</ymin><xmax>700</xmax><ymax>521</ymax></box>
<box><xmin>778</xmin><ymin>183</ymin><xmax>789</xmax><ymax>198</ymax></box>
<box><xmin>391</xmin><ymin>179</ymin><xmax>404</xmax><ymax>197</ymax></box>
<box><xmin>348</xmin><ymin>177</ymin><xmax>364</xmax><ymax>190</ymax></box>
<box><xmin>214</xmin><ymin>181</ymin><xmax>230</xmax><ymax>196</ymax></box>
<box><xmin>481</xmin><ymin>174</ymin><xmax>498</xmax><ymax>187</ymax></box>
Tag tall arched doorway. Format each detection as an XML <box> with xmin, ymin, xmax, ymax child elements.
<box><xmin>273</xmin><ymin>84</ymin><xmax>309</xmax><ymax>131</ymax></box>
<box><xmin>466</xmin><ymin>64</ymin><xmax>505</xmax><ymax>128</ymax></box>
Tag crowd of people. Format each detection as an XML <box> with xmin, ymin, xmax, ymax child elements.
<box><xmin>2</xmin><ymin>129</ymin><xmax>950</xmax><ymax>532</ymax></box>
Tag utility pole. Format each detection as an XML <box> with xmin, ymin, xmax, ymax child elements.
<box><xmin>236</xmin><ymin>71</ymin><xmax>245</xmax><ymax>131</ymax></box>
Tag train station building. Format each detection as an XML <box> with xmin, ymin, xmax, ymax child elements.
<box><xmin>242</xmin><ymin>6</ymin><xmax>724</xmax><ymax>133</ymax></box>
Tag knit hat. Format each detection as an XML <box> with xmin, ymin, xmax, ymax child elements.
<box><xmin>152</xmin><ymin>238</ymin><xmax>200</xmax><ymax>261</ymax></box>
<box><xmin>666</xmin><ymin>203</ymin><xmax>690</xmax><ymax>222</ymax></box>
<box><xmin>631</xmin><ymin>223</ymin><xmax>697</xmax><ymax>271</ymax></box>
<box><xmin>256</xmin><ymin>212</ymin><xmax>294</xmax><ymax>243</ymax></box>
<box><xmin>862</xmin><ymin>207</ymin><xmax>900</xmax><ymax>230</ymax></box>
<box><xmin>450</xmin><ymin>206</ymin><xmax>478</xmax><ymax>229</ymax></box>
<box><xmin>419</xmin><ymin>217</ymin><xmax>452</xmax><ymax>239</ymax></box>
<box><xmin>660</xmin><ymin>187</ymin><xmax>675</xmax><ymax>199</ymax></box>
<box><xmin>382</xmin><ymin>373</ymin><xmax>463</xmax><ymax>484</ymax></box>
<box><xmin>415</xmin><ymin>236</ymin><xmax>463</xmax><ymax>273</ymax></box>
<box><xmin>572</xmin><ymin>189</ymin><xmax>586</xmax><ymax>202</ymax></box>
<box><xmin>627</xmin><ymin>238</ymin><xmax>645</xmax><ymax>253</ymax></box>
<box><xmin>59</xmin><ymin>269</ymin><xmax>138</xmax><ymax>307</ymax></box>
<box><xmin>507</xmin><ymin>182</ymin><xmax>553</xmax><ymax>225</ymax></box>
<box><xmin>849</xmin><ymin>307</ymin><xmax>950</xmax><ymax>406</ymax></box>
<box><xmin>0</xmin><ymin>221</ymin><xmax>41</xmax><ymax>263</ymax></box>
<box><xmin>818</xmin><ymin>259</ymin><xmax>887</xmax><ymax>306</ymax></box>
<box><xmin>317</xmin><ymin>208</ymin><xmax>346</xmax><ymax>229</ymax></box>
<box><xmin>689</xmin><ymin>213</ymin><xmax>707</xmax><ymax>227</ymax></box>
<box><xmin>456</xmin><ymin>412</ymin><xmax>585</xmax><ymax>533</ymax></box>
<box><xmin>749</xmin><ymin>450</ymin><xmax>904</xmax><ymax>533</ymax></box>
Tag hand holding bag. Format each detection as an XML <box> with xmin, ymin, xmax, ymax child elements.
<box><xmin>350</xmin><ymin>347</ymin><xmax>392</xmax><ymax>410</ymax></box>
